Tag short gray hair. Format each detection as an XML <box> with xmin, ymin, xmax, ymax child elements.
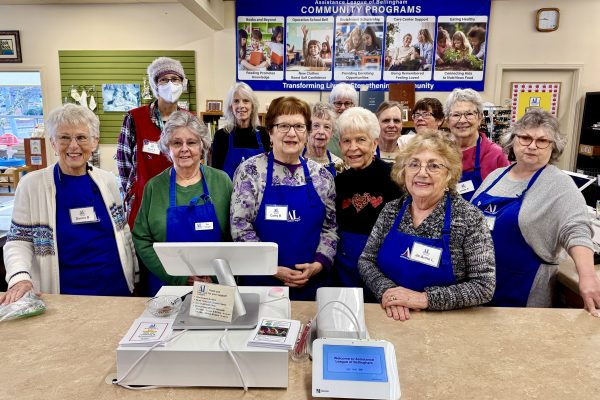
<box><xmin>159</xmin><ymin>111</ymin><xmax>211</xmax><ymax>161</ymax></box>
<box><xmin>444</xmin><ymin>88</ymin><xmax>483</xmax><ymax>116</ymax></box>
<box><xmin>311</xmin><ymin>102</ymin><xmax>338</xmax><ymax>124</ymax></box>
<box><xmin>501</xmin><ymin>108</ymin><xmax>566</xmax><ymax>164</ymax></box>
<box><xmin>336</xmin><ymin>106</ymin><xmax>380</xmax><ymax>140</ymax></box>
<box><xmin>329</xmin><ymin>83</ymin><xmax>359</xmax><ymax>105</ymax></box>
<box><xmin>223</xmin><ymin>82</ymin><xmax>260</xmax><ymax>132</ymax></box>
<box><xmin>46</xmin><ymin>103</ymin><xmax>100</xmax><ymax>141</ymax></box>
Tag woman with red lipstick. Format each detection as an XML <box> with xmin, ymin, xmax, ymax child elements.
<box><xmin>358</xmin><ymin>132</ymin><xmax>495</xmax><ymax>320</ymax></box>
<box><xmin>231</xmin><ymin>96</ymin><xmax>337</xmax><ymax>301</ymax></box>
<box><xmin>334</xmin><ymin>107</ymin><xmax>402</xmax><ymax>302</ymax></box>
<box><xmin>472</xmin><ymin>109</ymin><xmax>600</xmax><ymax>315</ymax></box>
<box><xmin>210</xmin><ymin>82</ymin><xmax>270</xmax><ymax>179</ymax></box>
<box><xmin>133</xmin><ymin>112</ymin><xmax>232</xmax><ymax>295</ymax></box>
<box><xmin>1</xmin><ymin>104</ymin><xmax>137</xmax><ymax>304</ymax></box>
<box><xmin>303</xmin><ymin>102</ymin><xmax>345</xmax><ymax>177</ymax></box>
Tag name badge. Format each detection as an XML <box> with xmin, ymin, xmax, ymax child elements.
<box><xmin>265</xmin><ymin>205</ymin><xmax>288</xmax><ymax>221</ymax></box>
<box><xmin>142</xmin><ymin>140</ymin><xmax>160</xmax><ymax>155</ymax></box>
<box><xmin>195</xmin><ymin>222</ymin><xmax>214</xmax><ymax>231</ymax></box>
<box><xmin>485</xmin><ymin>216</ymin><xmax>496</xmax><ymax>231</ymax></box>
<box><xmin>410</xmin><ymin>242</ymin><xmax>442</xmax><ymax>268</ymax></box>
<box><xmin>69</xmin><ymin>207</ymin><xmax>98</xmax><ymax>224</ymax></box>
<box><xmin>456</xmin><ymin>180</ymin><xmax>475</xmax><ymax>195</ymax></box>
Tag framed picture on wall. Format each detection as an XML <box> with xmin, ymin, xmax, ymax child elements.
<box><xmin>102</xmin><ymin>83</ymin><xmax>140</xmax><ymax>112</ymax></box>
<box><xmin>206</xmin><ymin>100</ymin><xmax>223</xmax><ymax>112</ymax></box>
<box><xmin>510</xmin><ymin>82</ymin><xmax>561</xmax><ymax>123</ymax></box>
<box><xmin>0</xmin><ymin>31</ymin><xmax>22</xmax><ymax>63</ymax></box>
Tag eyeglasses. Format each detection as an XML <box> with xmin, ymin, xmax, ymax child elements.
<box><xmin>333</xmin><ymin>101</ymin><xmax>354</xmax><ymax>108</ymax></box>
<box><xmin>448</xmin><ymin>111</ymin><xmax>479</xmax><ymax>121</ymax></box>
<box><xmin>516</xmin><ymin>134</ymin><xmax>553</xmax><ymax>149</ymax></box>
<box><xmin>273</xmin><ymin>123</ymin><xmax>307</xmax><ymax>133</ymax></box>
<box><xmin>380</xmin><ymin>118</ymin><xmax>402</xmax><ymax>125</ymax></box>
<box><xmin>56</xmin><ymin>134</ymin><xmax>92</xmax><ymax>145</ymax></box>
<box><xmin>170</xmin><ymin>139</ymin><xmax>200</xmax><ymax>149</ymax></box>
<box><xmin>412</xmin><ymin>111</ymin><xmax>434</xmax><ymax>120</ymax></box>
<box><xmin>157</xmin><ymin>76</ymin><xmax>182</xmax><ymax>86</ymax></box>
<box><xmin>311</xmin><ymin>122</ymin><xmax>332</xmax><ymax>132</ymax></box>
<box><xmin>405</xmin><ymin>160</ymin><xmax>449</xmax><ymax>175</ymax></box>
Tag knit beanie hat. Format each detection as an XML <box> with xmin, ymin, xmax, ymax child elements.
<box><xmin>147</xmin><ymin>57</ymin><xmax>186</xmax><ymax>98</ymax></box>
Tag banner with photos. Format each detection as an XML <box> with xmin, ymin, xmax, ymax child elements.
<box><xmin>236</xmin><ymin>0</ymin><xmax>491</xmax><ymax>91</ymax></box>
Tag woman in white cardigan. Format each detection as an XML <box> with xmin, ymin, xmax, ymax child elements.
<box><xmin>0</xmin><ymin>104</ymin><xmax>137</xmax><ymax>304</ymax></box>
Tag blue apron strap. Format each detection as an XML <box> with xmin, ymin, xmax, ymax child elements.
<box><xmin>302</xmin><ymin>147</ymin><xmax>307</xmax><ymax>158</ymax></box>
<box><xmin>519</xmin><ymin>165</ymin><xmax>546</xmax><ymax>198</ymax></box>
<box><xmin>375</xmin><ymin>146</ymin><xmax>381</xmax><ymax>158</ymax></box>
<box><xmin>480</xmin><ymin>164</ymin><xmax>515</xmax><ymax>196</ymax></box>
<box><xmin>169</xmin><ymin>168</ymin><xmax>177</xmax><ymax>207</ymax></box>
<box><xmin>391</xmin><ymin>196</ymin><xmax>412</xmax><ymax>232</ymax></box>
<box><xmin>198</xmin><ymin>164</ymin><xmax>212</xmax><ymax>204</ymax></box>
<box><xmin>266</xmin><ymin>151</ymin><xmax>275</xmax><ymax>186</ymax></box>
<box><xmin>474</xmin><ymin>136</ymin><xmax>481</xmax><ymax>171</ymax></box>
<box><xmin>255</xmin><ymin>129</ymin><xmax>265</xmax><ymax>152</ymax></box>
<box><xmin>441</xmin><ymin>194</ymin><xmax>452</xmax><ymax>235</ymax></box>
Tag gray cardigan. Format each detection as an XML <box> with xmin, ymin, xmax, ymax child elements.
<box><xmin>358</xmin><ymin>193</ymin><xmax>496</xmax><ymax>311</ymax></box>
<box><xmin>472</xmin><ymin>164</ymin><xmax>593</xmax><ymax>306</ymax></box>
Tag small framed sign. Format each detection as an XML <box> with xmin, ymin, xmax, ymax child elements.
<box><xmin>206</xmin><ymin>100</ymin><xmax>223</xmax><ymax>112</ymax></box>
<box><xmin>0</xmin><ymin>31</ymin><xmax>22</xmax><ymax>63</ymax></box>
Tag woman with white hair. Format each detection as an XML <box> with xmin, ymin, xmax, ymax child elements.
<box><xmin>210</xmin><ymin>82</ymin><xmax>270</xmax><ymax>179</ymax></box>
<box><xmin>334</xmin><ymin>107</ymin><xmax>401</xmax><ymax>302</ymax></box>
<box><xmin>472</xmin><ymin>109</ymin><xmax>600</xmax><ymax>314</ymax></box>
<box><xmin>117</xmin><ymin>56</ymin><xmax>189</xmax><ymax>228</ymax></box>
<box><xmin>445</xmin><ymin>88</ymin><xmax>509</xmax><ymax>200</ymax></box>
<box><xmin>1</xmin><ymin>104</ymin><xmax>137</xmax><ymax>304</ymax></box>
<box><xmin>303</xmin><ymin>102</ymin><xmax>345</xmax><ymax>177</ymax></box>
<box><xmin>133</xmin><ymin>111</ymin><xmax>232</xmax><ymax>295</ymax></box>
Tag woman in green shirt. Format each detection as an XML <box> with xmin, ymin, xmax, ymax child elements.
<box><xmin>133</xmin><ymin>111</ymin><xmax>232</xmax><ymax>295</ymax></box>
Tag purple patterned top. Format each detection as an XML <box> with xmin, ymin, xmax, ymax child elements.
<box><xmin>230</xmin><ymin>153</ymin><xmax>338</xmax><ymax>268</ymax></box>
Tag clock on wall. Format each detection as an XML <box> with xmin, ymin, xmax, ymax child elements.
<box><xmin>536</xmin><ymin>8</ymin><xmax>560</xmax><ymax>32</ymax></box>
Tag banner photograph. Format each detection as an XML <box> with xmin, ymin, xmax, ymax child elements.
<box><xmin>236</xmin><ymin>0</ymin><xmax>491</xmax><ymax>92</ymax></box>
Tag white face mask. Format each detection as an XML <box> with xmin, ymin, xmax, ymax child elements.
<box><xmin>157</xmin><ymin>82</ymin><xmax>183</xmax><ymax>104</ymax></box>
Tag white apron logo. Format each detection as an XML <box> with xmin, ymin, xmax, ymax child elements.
<box><xmin>288</xmin><ymin>210</ymin><xmax>301</xmax><ymax>222</ymax></box>
<box><xmin>485</xmin><ymin>204</ymin><xmax>497</xmax><ymax>214</ymax></box>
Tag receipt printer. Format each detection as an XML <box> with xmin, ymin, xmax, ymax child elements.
<box><xmin>316</xmin><ymin>287</ymin><xmax>367</xmax><ymax>339</ymax></box>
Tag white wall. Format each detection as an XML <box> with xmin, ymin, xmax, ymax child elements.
<box><xmin>1</xmin><ymin>0</ymin><xmax>599</xmax><ymax>172</ymax></box>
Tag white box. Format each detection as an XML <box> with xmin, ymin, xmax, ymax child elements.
<box><xmin>116</xmin><ymin>287</ymin><xmax>290</xmax><ymax>387</ymax></box>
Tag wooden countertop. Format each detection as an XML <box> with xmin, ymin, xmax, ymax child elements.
<box><xmin>1</xmin><ymin>294</ymin><xmax>599</xmax><ymax>400</ymax></box>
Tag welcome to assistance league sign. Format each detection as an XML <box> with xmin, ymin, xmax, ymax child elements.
<box><xmin>235</xmin><ymin>0</ymin><xmax>491</xmax><ymax>92</ymax></box>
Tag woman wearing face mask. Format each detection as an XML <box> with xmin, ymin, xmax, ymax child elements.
<box><xmin>117</xmin><ymin>57</ymin><xmax>188</xmax><ymax>229</ymax></box>
<box><xmin>210</xmin><ymin>82</ymin><xmax>270</xmax><ymax>179</ymax></box>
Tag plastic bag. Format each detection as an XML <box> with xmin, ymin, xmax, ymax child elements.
<box><xmin>0</xmin><ymin>291</ymin><xmax>46</xmax><ymax>322</ymax></box>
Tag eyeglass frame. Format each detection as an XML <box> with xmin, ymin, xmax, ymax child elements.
<box><xmin>404</xmin><ymin>160</ymin><xmax>449</xmax><ymax>175</ymax></box>
<box><xmin>55</xmin><ymin>134</ymin><xmax>94</xmax><ymax>145</ymax></box>
<box><xmin>515</xmin><ymin>134</ymin><xmax>554</xmax><ymax>149</ymax></box>
<box><xmin>447</xmin><ymin>111</ymin><xmax>480</xmax><ymax>121</ymax></box>
<box><xmin>333</xmin><ymin>101</ymin><xmax>354</xmax><ymax>108</ymax></box>
<box><xmin>412</xmin><ymin>111</ymin><xmax>434</xmax><ymax>120</ymax></box>
<box><xmin>272</xmin><ymin>123</ymin><xmax>308</xmax><ymax>133</ymax></box>
<box><xmin>169</xmin><ymin>139</ymin><xmax>202</xmax><ymax>149</ymax></box>
<box><xmin>157</xmin><ymin>76</ymin><xmax>183</xmax><ymax>86</ymax></box>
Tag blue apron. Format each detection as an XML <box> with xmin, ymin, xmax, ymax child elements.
<box><xmin>243</xmin><ymin>152</ymin><xmax>329</xmax><ymax>300</ymax></box>
<box><xmin>222</xmin><ymin>128</ymin><xmax>264</xmax><ymax>179</ymax></box>
<box><xmin>54</xmin><ymin>165</ymin><xmax>130</xmax><ymax>296</ymax></box>
<box><xmin>147</xmin><ymin>166</ymin><xmax>222</xmax><ymax>296</ymax></box>
<box><xmin>458</xmin><ymin>136</ymin><xmax>482</xmax><ymax>201</ymax></box>
<box><xmin>377</xmin><ymin>195</ymin><xmax>456</xmax><ymax>292</ymax></box>
<box><xmin>334</xmin><ymin>231</ymin><xmax>376</xmax><ymax>302</ymax></box>
<box><xmin>302</xmin><ymin>147</ymin><xmax>337</xmax><ymax>177</ymax></box>
<box><xmin>472</xmin><ymin>164</ymin><xmax>547</xmax><ymax>307</ymax></box>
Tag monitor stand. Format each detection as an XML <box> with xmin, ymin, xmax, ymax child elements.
<box><xmin>172</xmin><ymin>257</ymin><xmax>261</xmax><ymax>330</ymax></box>
<box><xmin>172</xmin><ymin>292</ymin><xmax>260</xmax><ymax>330</ymax></box>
